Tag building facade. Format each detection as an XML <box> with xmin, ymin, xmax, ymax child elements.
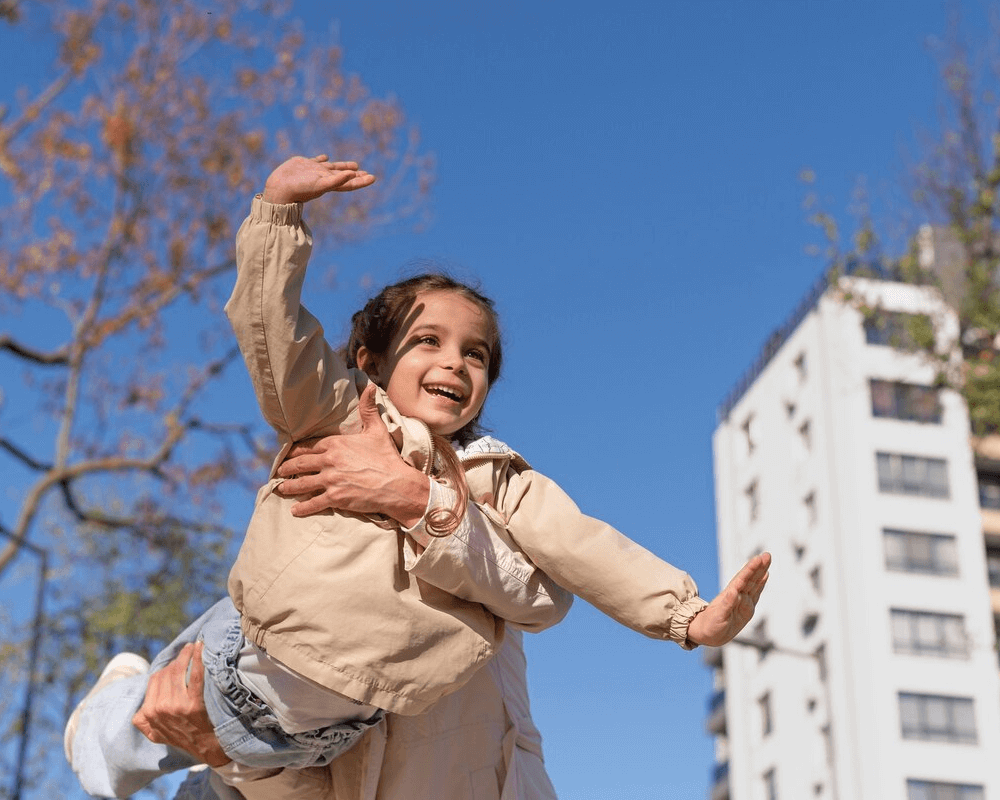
<box><xmin>710</xmin><ymin>275</ymin><xmax>1000</xmax><ymax>800</ymax></box>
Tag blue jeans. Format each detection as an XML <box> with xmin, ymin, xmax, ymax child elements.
<box><xmin>69</xmin><ymin>598</ymin><xmax>382</xmax><ymax>798</ymax></box>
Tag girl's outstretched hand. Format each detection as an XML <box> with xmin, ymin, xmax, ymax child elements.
<box><xmin>263</xmin><ymin>154</ymin><xmax>376</xmax><ymax>204</ymax></box>
<box><xmin>686</xmin><ymin>552</ymin><xmax>771</xmax><ymax>648</ymax></box>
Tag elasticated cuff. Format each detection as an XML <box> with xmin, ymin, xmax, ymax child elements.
<box><xmin>669</xmin><ymin>596</ymin><xmax>710</xmax><ymax>650</ymax></box>
<box><xmin>249</xmin><ymin>194</ymin><xmax>303</xmax><ymax>226</ymax></box>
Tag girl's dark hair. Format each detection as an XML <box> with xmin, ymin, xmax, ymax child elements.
<box><xmin>346</xmin><ymin>273</ymin><xmax>503</xmax><ymax>536</ymax></box>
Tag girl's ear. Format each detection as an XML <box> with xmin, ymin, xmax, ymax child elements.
<box><xmin>356</xmin><ymin>346</ymin><xmax>380</xmax><ymax>382</ymax></box>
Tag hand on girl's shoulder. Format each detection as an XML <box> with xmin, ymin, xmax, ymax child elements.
<box><xmin>262</xmin><ymin>154</ymin><xmax>376</xmax><ymax>205</ymax></box>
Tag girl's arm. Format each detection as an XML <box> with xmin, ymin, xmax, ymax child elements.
<box><xmin>495</xmin><ymin>467</ymin><xmax>768</xmax><ymax>647</ymax></box>
<box><xmin>225</xmin><ymin>157</ymin><xmax>375</xmax><ymax>456</ymax></box>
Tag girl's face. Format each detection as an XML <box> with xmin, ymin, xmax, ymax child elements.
<box><xmin>358</xmin><ymin>290</ymin><xmax>492</xmax><ymax>436</ymax></box>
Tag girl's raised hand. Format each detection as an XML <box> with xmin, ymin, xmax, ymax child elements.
<box><xmin>262</xmin><ymin>154</ymin><xmax>376</xmax><ymax>205</ymax></box>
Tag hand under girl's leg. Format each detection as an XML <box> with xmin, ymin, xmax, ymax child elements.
<box><xmin>67</xmin><ymin>598</ymin><xmax>240</xmax><ymax>798</ymax></box>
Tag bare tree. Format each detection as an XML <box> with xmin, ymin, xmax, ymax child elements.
<box><xmin>0</xmin><ymin>1</ymin><xmax>431</xmax><ymax>795</ymax></box>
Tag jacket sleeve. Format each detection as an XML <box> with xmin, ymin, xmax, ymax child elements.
<box><xmin>225</xmin><ymin>195</ymin><xmax>362</xmax><ymax>458</ymax></box>
<box><xmin>496</xmin><ymin>467</ymin><xmax>709</xmax><ymax>648</ymax></box>
<box><xmin>404</xmin><ymin>481</ymin><xmax>574</xmax><ymax>633</ymax></box>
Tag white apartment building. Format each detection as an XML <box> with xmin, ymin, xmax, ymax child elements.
<box><xmin>710</xmin><ymin>274</ymin><xmax>1000</xmax><ymax>800</ymax></box>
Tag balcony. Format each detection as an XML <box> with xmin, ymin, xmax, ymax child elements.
<box><xmin>706</xmin><ymin>688</ymin><xmax>726</xmax><ymax>736</ymax></box>
<box><xmin>710</xmin><ymin>760</ymin><xmax>730</xmax><ymax>800</ymax></box>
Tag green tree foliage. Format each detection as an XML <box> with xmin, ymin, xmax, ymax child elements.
<box><xmin>0</xmin><ymin>1</ymin><xmax>431</xmax><ymax>795</ymax></box>
<box><xmin>806</xmin><ymin>22</ymin><xmax>1000</xmax><ymax>435</ymax></box>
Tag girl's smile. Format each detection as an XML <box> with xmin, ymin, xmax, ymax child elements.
<box><xmin>358</xmin><ymin>290</ymin><xmax>492</xmax><ymax>437</ymax></box>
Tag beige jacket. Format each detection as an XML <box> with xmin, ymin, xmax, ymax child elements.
<box><xmin>225</xmin><ymin>194</ymin><xmax>708</xmax><ymax>723</ymax></box>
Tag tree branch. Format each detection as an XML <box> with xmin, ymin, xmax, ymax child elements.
<box><xmin>0</xmin><ymin>438</ymin><xmax>52</xmax><ymax>472</ymax></box>
<box><xmin>58</xmin><ymin>479</ymin><xmax>232</xmax><ymax>541</ymax></box>
<box><xmin>0</xmin><ymin>335</ymin><xmax>70</xmax><ymax>365</ymax></box>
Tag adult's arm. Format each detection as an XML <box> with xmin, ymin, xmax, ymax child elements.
<box><xmin>276</xmin><ymin>387</ymin><xmax>573</xmax><ymax>633</ymax></box>
<box><xmin>138</xmin><ymin>645</ymin><xmax>335</xmax><ymax>800</ymax></box>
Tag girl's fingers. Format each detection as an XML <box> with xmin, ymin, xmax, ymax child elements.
<box><xmin>748</xmin><ymin>572</ymin><xmax>769</xmax><ymax>603</ymax></box>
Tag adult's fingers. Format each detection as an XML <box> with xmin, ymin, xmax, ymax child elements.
<box><xmin>275</xmin><ymin>473</ymin><xmax>325</xmax><ymax>497</ymax></box>
<box><xmin>289</xmin><ymin>494</ymin><xmax>334</xmax><ymax>518</ymax></box>
<box><xmin>277</xmin><ymin>452</ymin><xmax>328</xmax><ymax>479</ymax></box>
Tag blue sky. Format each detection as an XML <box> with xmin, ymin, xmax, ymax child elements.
<box><xmin>297</xmin><ymin>3</ymin><xmax>970</xmax><ymax>796</ymax></box>
<box><xmin>3</xmin><ymin>0</ymin><xmax>993</xmax><ymax>797</ymax></box>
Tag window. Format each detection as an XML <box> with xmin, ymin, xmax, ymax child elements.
<box><xmin>977</xmin><ymin>474</ymin><xmax>1000</xmax><ymax>509</ymax></box>
<box><xmin>798</xmin><ymin>419</ymin><xmax>812</xmax><ymax>451</ymax></box>
<box><xmin>876</xmin><ymin>453</ymin><xmax>949</xmax><ymax>498</ymax></box>
<box><xmin>907</xmin><ymin>779</ymin><xmax>985</xmax><ymax>800</ymax></box>
<box><xmin>809</xmin><ymin>565</ymin><xmax>822</xmax><ymax>594</ymax></box>
<box><xmin>802</xmin><ymin>491</ymin><xmax>817</xmax><ymax>526</ymax></box>
<box><xmin>986</xmin><ymin>547</ymin><xmax>1000</xmax><ymax>589</ymax></box>
<box><xmin>890</xmin><ymin>609</ymin><xmax>968</xmax><ymax>658</ymax></box>
<box><xmin>753</xmin><ymin>620</ymin><xmax>770</xmax><ymax>661</ymax></box>
<box><xmin>746</xmin><ymin>481</ymin><xmax>759</xmax><ymax>523</ymax></box>
<box><xmin>899</xmin><ymin>693</ymin><xmax>976</xmax><ymax>744</ymax></box>
<box><xmin>741</xmin><ymin>414</ymin><xmax>757</xmax><ymax>456</ymax></box>
<box><xmin>884</xmin><ymin>530</ymin><xmax>958</xmax><ymax>576</ymax></box>
<box><xmin>870</xmin><ymin>380</ymin><xmax>942</xmax><ymax>423</ymax></box>
<box><xmin>763</xmin><ymin>768</ymin><xmax>778</xmax><ymax>800</ymax></box>
<box><xmin>794</xmin><ymin>352</ymin><xmax>807</xmax><ymax>380</ymax></box>
<box><xmin>814</xmin><ymin>644</ymin><xmax>827</xmax><ymax>681</ymax></box>
<box><xmin>759</xmin><ymin>692</ymin><xmax>772</xmax><ymax>736</ymax></box>
<box><xmin>864</xmin><ymin>311</ymin><xmax>933</xmax><ymax>348</ymax></box>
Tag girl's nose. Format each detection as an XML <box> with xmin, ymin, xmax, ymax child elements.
<box><xmin>441</xmin><ymin>348</ymin><xmax>466</xmax><ymax>372</ymax></box>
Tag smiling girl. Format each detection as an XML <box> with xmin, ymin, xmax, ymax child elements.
<box><xmin>65</xmin><ymin>156</ymin><xmax>769</xmax><ymax>800</ymax></box>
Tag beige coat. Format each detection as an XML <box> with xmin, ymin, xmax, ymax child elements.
<box><xmin>219</xmin><ymin>196</ymin><xmax>710</xmax><ymax>797</ymax></box>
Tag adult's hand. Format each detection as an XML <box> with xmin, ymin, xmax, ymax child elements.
<box><xmin>132</xmin><ymin>642</ymin><xmax>230</xmax><ymax>768</ymax></box>
<box><xmin>686</xmin><ymin>552</ymin><xmax>771</xmax><ymax>648</ymax></box>
<box><xmin>275</xmin><ymin>383</ymin><xmax>430</xmax><ymax>529</ymax></box>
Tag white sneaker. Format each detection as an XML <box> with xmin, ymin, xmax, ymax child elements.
<box><xmin>64</xmin><ymin>652</ymin><xmax>150</xmax><ymax>763</ymax></box>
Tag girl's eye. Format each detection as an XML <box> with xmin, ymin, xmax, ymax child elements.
<box><xmin>418</xmin><ymin>336</ymin><xmax>438</xmax><ymax>346</ymax></box>
<box><xmin>467</xmin><ymin>349</ymin><xmax>488</xmax><ymax>363</ymax></box>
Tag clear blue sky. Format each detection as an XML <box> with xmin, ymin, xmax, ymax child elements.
<box><xmin>294</xmin><ymin>2</ymin><xmax>974</xmax><ymax>797</ymax></box>
<box><xmin>3</xmin><ymin>0</ymin><xmax>992</xmax><ymax>797</ymax></box>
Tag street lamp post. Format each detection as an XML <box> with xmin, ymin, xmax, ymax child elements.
<box><xmin>0</xmin><ymin>534</ymin><xmax>49</xmax><ymax>800</ymax></box>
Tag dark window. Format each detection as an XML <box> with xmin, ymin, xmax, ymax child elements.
<box><xmin>864</xmin><ymin>311</ymin><xmax>933</xmax><ymax>348</ymax></box>
<box><xmin>794</xmin><ymin>352</ymin><xmax>807</xmax><ymax>382</ymax></box>
<box><xmin>876</xmin><ymin>453</ymin><xmax>949</xmax><ymax>498</ymax></box>
<box><xmin>899</xmin><ymin>693</ymin><xmax>976</xmax><ymax>744</ymax></box>
<box><xmin>986</xmin><ymin>547</ymin><xmax>1000</xmax><ymax>589</ymax></box>
<box><xmin>978</xmin><ymin>474</ymin><xmax>1000</xmax><ymax>509</ymax></box>
<box><xmin>759</xmin><ymin>692</ymin><xmax>772</xmax><ymax>736</ymax></box>
<box><xmin>890</xmin><ymin>609</ymin><xmax>968</xmax><ymax>658</ymax></box>
<box><xmin>884</xmin><ymin>529</ymin><xmax>958</xmax><ymax>576</ymax></box>
<box><xmin>746</xmin><ymin>480</ymin><xmax>759</xmax><ymax>523</ymax></box>
<box><xmin>870</xmin><ymin>380</ymin><xmax>942</xmax><ymax>423</ymax></box>
<box><xmin>907</xmin><ymin>779</ymin><xmax>985</xmax><ymax>800</ymax></box>
<box><xmin>763</xmin><ymin>768</ymin><xmax>778</xmax><ymax>800</ymax></box>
